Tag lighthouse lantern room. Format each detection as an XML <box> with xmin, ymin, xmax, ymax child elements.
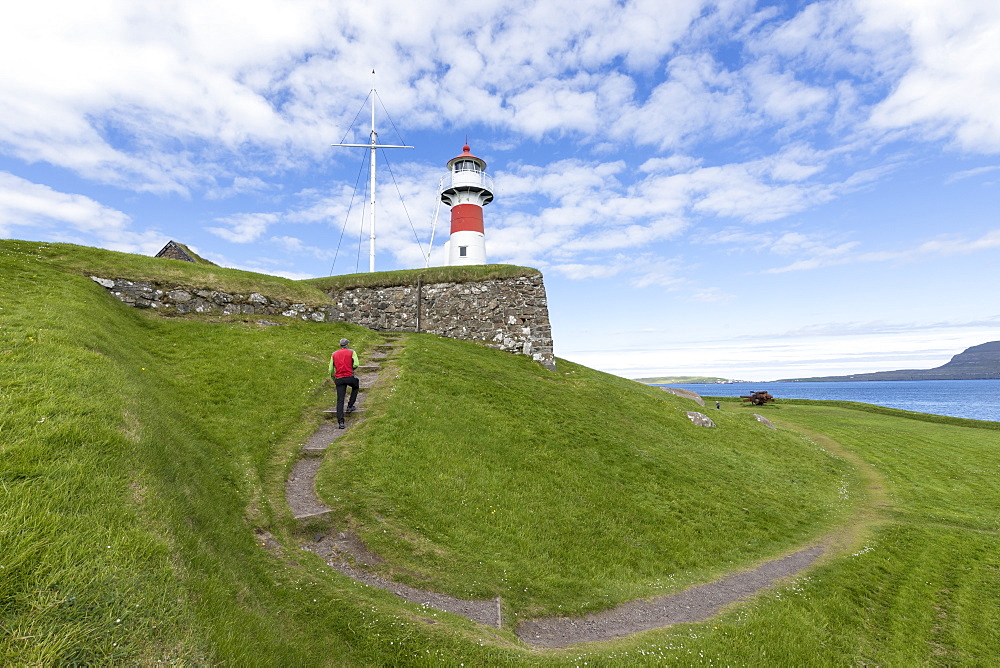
<box><xmin>440</xmin><ymin>144</ymin><xmax>493</xmax><ymax>266</ymax></box>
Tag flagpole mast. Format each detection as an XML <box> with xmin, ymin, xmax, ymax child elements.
<box><xmin>331</xmin><ymin>70</ymin><xmax>413</xmax><ymax>273</ymax></box>
<box><xmin>369</xmin><ymin>86</ymin><xmax>377</xmax><ymax>273</ymax></box>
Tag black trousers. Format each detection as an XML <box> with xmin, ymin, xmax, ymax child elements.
<box><xmin>335</xmin><ymin>376</ymin><xmax>359</xmax><ymax>421</ymax></box>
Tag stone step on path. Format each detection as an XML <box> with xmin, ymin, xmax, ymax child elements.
<box><xmin>285</xmin><ymin>459</ymin><xmax>332</xmax><ymax>519</ymax></box>
<box><xmin>301</xmin><ymin>421</ymin><xmax>344</xmax><ymax>454</ymax></box>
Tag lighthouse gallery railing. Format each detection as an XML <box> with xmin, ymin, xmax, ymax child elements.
<box><xmin>441</xmin><ymin>170</ymin><xmax>494</xmax><ymax>193</ymax></box>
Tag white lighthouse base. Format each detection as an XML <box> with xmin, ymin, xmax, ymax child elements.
<box><xmin>446</xmin><ymin>231</ymin><xmax>487</xmax><ymax>266</ymax></box>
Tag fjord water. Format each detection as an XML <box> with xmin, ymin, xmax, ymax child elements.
<box><xmin>658</xmin><ymin>379</ymin><xmax>1000</xmax><ymax>422</ymax></box>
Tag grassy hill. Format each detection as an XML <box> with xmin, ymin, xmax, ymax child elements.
<box><xmin>3</xmin><ymin>238</ymin><xmax>1000</xmax><ymax>664</ymax></box>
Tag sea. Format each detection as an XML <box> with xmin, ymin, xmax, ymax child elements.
<box><xmin>652</xmin><ymin>379</ymin><xmax>1000</xmax><ymax>423</ymax></box>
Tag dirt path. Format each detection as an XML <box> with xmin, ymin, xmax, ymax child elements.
<box><xmin>513</xmin><ymin>421</ymin><xmax>890</xmax><ymax>647</ymax></box>
<box><xmin>516</xmin><ymin>545</ymin><xmax>826</xmax><ymax>647</ymax></box>
<box><xmin>282</xmin><ymin>365</ymin><xmax>889</xmax><ymax>647</ymax></box>
<box><xmin>304</xmin><ymin>535</ymin><xmax>503</xmax><ymax>628</ymax></box>
<box><xmin>282</xmin><ymin>335</ymin><xmax>502</xmax><ymax>625</ymax></box>
<box><xmin>284</xmin><ymin>340</ymin><xmax>395</xmax><ymax>519</ymax></box>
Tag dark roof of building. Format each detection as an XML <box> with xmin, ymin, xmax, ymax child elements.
<box><xmin>154</xmin><ymin>240</ymin><xmax>218</xmax><ymax>266</ymax></box>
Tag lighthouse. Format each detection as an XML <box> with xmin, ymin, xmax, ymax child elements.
<box><xmin>440</xmin><ymin>144</ymin><xmax>493</xmax><ymax>266</ymax></box>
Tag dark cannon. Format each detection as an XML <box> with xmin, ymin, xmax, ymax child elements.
<box><xmin>740</xmin><ymin>390</ymin><xmax>774</xmax><ymax>406</ymax></box>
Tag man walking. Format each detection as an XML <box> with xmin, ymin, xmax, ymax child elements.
<box><xmin>329</xmin><ymin>338</ymin><xmax>359</xmax><ymax>429</ymax></box>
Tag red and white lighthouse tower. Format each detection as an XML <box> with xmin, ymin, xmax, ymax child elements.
<box><xmin>441</xmin><ymin>144</ymin><xmax>493</xmax><ymax>265</ymax></box>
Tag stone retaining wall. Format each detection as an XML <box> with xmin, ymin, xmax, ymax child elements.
<box><xmin>91</xmin><ymin>273</ymin><xmax>556</xmax><ymax>370</ymax></box>
<box><xmin>89</xmin><ymin>277</ymin><xmax>335</xmax><ymax>321</ymax></box>
<box><xmin>323</xmin><ymin>274</ymin><xmax>555</xmax><ymax>370</ymax></box>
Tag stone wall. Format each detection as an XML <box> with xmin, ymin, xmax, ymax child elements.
<box><xmin>90</xmin><ymin>277</ymin><xmax>335</xmax><ymax>321</ymax></box>
<box><xmin>323</xmin><ymin>274</ymin><xmax>555</xmax><ymax>370</ymax></box>
<box><xmin>91</xmin><ymin>272</ymin><xmax>556</xmax><ymax>370</ymax></box>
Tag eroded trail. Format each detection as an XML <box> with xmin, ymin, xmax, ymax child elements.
<box><xmin>281</xmin><ymin>334</ymin><xmax>502</xmax><ymax>626</ymax></box>
<box><xmin>284</xmin><ymin>339</ymin><xmax>395</xmax><ymax>519</ymax></box>
<box><xmin>283</xmin><ymin>369</ymin><xmax>890</xmax><ymax>647</ymax></box>
<box><xmin>514</xmin><ymin>422</ymin><xmax>891</xmax><ymax>647</ymax></box>
<box><xmin>516</xmin><ymin>545</ymin><xmax>826</xmax><ymax>647</ymax></box>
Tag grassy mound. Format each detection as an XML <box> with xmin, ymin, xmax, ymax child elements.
<box><xmin>319</xmin><ymin>335</ymin><xmax>855</xmax><ymax>619</ymax></box>
<box><xmin>5</xmin><ymin>238</ymin><xmax>999</xmax><ymax>664</ymax></box>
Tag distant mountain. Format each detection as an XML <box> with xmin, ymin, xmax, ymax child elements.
<box><xmin>780</xmin><ymin>341</ymin><xmax>1000</xmax><ymax>382</ymax></box>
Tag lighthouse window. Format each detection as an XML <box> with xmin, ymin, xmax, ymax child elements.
<box><xmin>459</xmin><ymin>246</ymin><xmax>468</xmax><ymax>257</ymax></box>
<box><xmin>455</xmin><ymin>160</ymin><xmax>479</xmax><ymax>173</ymax></box>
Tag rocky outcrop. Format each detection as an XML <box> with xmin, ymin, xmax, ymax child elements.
<box><xmin>686</xmin><ymin>411</ymin><xmax>715</xmax><ymax>427</ymax></box>
<box><xmin>660</xmin><ymin>387</ymin><xmax>705</xmax><ymax>406</ymax></box>
<box><xmin>752</xmin><ymin>414</ymin><xmax>777</xmax><ymax>430</ymax></box>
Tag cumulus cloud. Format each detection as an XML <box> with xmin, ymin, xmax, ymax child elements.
<box><xmin>207</xmin><ymin>212</ymin><xmax>280</xmax><ymax>243</ymax></box>
<box><xmin>860</xmin><ymin>0</ymin><xmax>1000</xmax><ymax>152</ymax></box>
<box><xmin>0</xmin><ymin>172</ymin><xmax>164</xmax><ymax>253</ymax></box>
<box><xmin>3</xmin><ymin>0</ymin><xmax>1000</xmax><ymax>295</ymax></box>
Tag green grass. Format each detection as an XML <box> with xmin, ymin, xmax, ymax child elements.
<box><xmin>19</xmin><ymin>239</ymin><xmax>332</xmax><ymax>305</ymax></box>
<box><xmin>303</xmin><ymin>263</ymin><xmax>539</xmax><ymax>292</ymax></box>
<box><xmin>5</xmin><ymin>237</ymin><xmax>1000</xmax><ymax>664</ymax></box>
<box><xmin>318</xmin><ymin>337</ymin><xmax>856</xmax><ymax>619</ymax></box>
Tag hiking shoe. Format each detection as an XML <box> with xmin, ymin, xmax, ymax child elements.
<box><xmin>338</xmin><ymin>420</ymin><xmax>346</xmax><ymax>429</ymax></box>
<box><xmin>346</xmin><ymin>405</ymin><xmax>356</xmax><ymax>413</ymax></box>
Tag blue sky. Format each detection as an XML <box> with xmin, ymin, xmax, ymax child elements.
<box><xmin>2</xmin><ymin>0</ymin><xmax>998</xmax><ymax>379</ymax></box>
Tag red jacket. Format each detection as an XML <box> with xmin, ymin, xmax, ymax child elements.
<box><xmin>330</xmin><ymin>348</ymin><xmax>358</xmax><ymax>378</ymax></box>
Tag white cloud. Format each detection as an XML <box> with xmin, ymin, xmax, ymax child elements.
<box><xmin>0</xmin><ymin>172</ymin><xmax>129</xmax><ymax>232</ymax></box>
<box><xmin>615</xmin><ymin>54</ymin><xmax>749</xmax><ymax>150</ymax></box>
<box><xmin>690</xmin><ymin>287</ymin><xmax>735</xmax><ymax>303</ymax></box>
<box><xmin>206</xmin><ymin>176</ymin><xmax>278</xmax><ymax>200</ymax></box>
<box><xmin>207</xmin><ymin>212</ymin><xmax>280</xmax><ymax>243</ymax></box>
<box><xmin>861</xmin><ymin>0</ymin><xmax>1000</xmax><ymax>152</ymax></box>
<box><xmin>0</xmin><ymin>0</ymin><xmax>725</xmax><ymax>195</ymax></box>
<box><xmin>744</xmin><ymin>58</ymin><xmax>832</xmax><ymax>128</ymax></box>
<box><xmin>550</xmin><ymin>262</ymin><xmax>624</xmax><ymax>280</ymax></box>
<box><xmin>946</xmin><ymin>165</ymin><xmax>1000</xmax><ymax>184</ymax></box>
<box><xmin>764</xmin><ymin>228</ymin><xmax>1000</xmax><ymax>273</ymax></box>
<box><xmin>572</xmin><ymin>323</ymin><xmax>1000</xmax><ymax>380</ymax></box>
<box><xmin>0</xmin><ymin>172</ymin><xmax>164</xmax><ymax>253</ymax></box>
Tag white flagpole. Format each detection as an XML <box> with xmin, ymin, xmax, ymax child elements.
<box><xmin>331</xmin><ymin>70</ymin><xmax>413</xmax><ymax>273</ymax></box>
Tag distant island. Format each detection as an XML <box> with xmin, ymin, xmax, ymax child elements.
<box><xmin>780</xmin><ymin>341</ymin><xmax>1000</xmax><ymax>382</ymax></box>
<box><xmin>633</xmin><ymin>376</ymin><xmax>745</xmax><ymax>385</ymax></box>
